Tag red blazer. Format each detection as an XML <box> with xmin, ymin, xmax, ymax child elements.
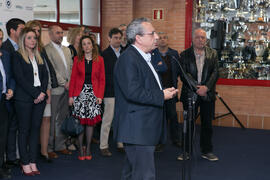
<box><xmin>69</xmin><ymin>55</ymin><xmax>105</xmax><ymax>99</ymax></box>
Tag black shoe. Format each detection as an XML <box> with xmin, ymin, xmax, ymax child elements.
<box><xmin>201</xmin><ymin>152</ymin><xmax>219</xmax><ymax>161</ymax></box>
<box><xmin>40</xmin><ymin>154</ymin><xmax>53</xmax><ymax>163</ymax></box>
<box><xmin>2</xmin><ymin>167</ymin><xmax>11</xmax><ymax>174</ymax></box>
<box><xmin>172</xmin><ymin>141</ymin><xmax>182</xmax><ymax>148</ymax></box>
<box><xmin>177</xmin><ymin>153</ymin><xmax>190</xmax><ymax>161</ymax></box>
<box><xmin>100</xmin><ymin>148</ymin><xmax>112</xmax><ymax>157</ymax></box>
<box><xmin>117</xmin><ymin>147</ymin><xmax>125</xmax><ymax>153</ymax></box>
<box><xmin>5</xmin><ymin>159</ymin><xmax>20</xmax><ymax>168</ymax></box>
<box><xmin>0</xmin><ymin>169</ymin><xmax>12</xmax><ymax>179</ymax></box>
<box><xmin>155</xmin><ymin>144</ymin><xmax>164</xmax><ymax>152</ymax></box>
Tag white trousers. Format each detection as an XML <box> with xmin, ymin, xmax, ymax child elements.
<box><xmin>100</xmin><ymin>98</ymin><xmax>115</xmax><ymax>149</ymax></box>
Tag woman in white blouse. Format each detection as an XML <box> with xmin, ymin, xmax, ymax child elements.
<box><xmin>13</xmin><ymin>27</ymin><xmax>48</xmax><ymax>176</ymax></box>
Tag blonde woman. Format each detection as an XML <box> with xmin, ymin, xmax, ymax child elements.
<box><xmin>25</xmin><ymin>20</ymin><xmax>58</xmax><ymax>162</ymax></box>
<box><xmin>67</xmin><ymin>27</ymin><xmax>83</xmax><ymax>60</ymax></box>
<box><xmin>13</xmin><ymin>27</ymin><xmax>48</xmax><ymax>175</ymax></box>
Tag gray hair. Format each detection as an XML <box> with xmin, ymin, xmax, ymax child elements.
<box><xmin>158</xmin><ymin>32</ymin><xmax>168</xmax><ymax>37</ymax></box>
<box><xmin>126</xmin><ymin>17</ymin><xmax>150</xmax><ymax>44</ymax></box>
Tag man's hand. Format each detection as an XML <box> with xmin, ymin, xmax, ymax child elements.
<box><xmin>163</xmin><ymin>87</ymin><xmax>178</xmax><ymax>100</ymax></box>
<box><xmin>196</xmin><ymin>85</ymin><xmax>208</xmax><ymax>96</ymax></box>
<box><xmin>6</xmin><ymin>89</ymin><xmax>13</xmax><ymax>100</ymax></box>
<box><xmin>69</xmin><ymin>97</ymin><xmax>74</xmax><ymax>106</ymax></box>
<box><xmin>96</xmin><ymin>98</ymin><xmax>102</xmax><ymax>104</ymax></box>
<box><xmin>65</xmin><ymin>81</ymin><xmax>70</xmax><ymax>90</ymax></box>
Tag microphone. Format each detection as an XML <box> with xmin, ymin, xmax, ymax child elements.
<box><xmin>170</xmin><ymin>55</ymin><xmax>198</xmax><ymax>92</ymax></box>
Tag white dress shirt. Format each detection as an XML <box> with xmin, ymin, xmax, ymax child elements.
<box><xmin>132</xmin><ymin>45</ymin><xmax>162</xmax><ymax>90</ymax></box>
<box><xmin>29</xmin><ymin>56</ymin><xmax>41</xmax><ymax>87</ymax></box>
<box><xmin>194</xmin><ymin>50</ymin><xmax>205</xmax><ymax>84</ymax></box>
<box><xmin>0</xmin><ymin>58</ymin><xmax>7</xmax><ymax>93</ymax></box>
<box><xmin>51</xmin><ymin>41</ymin><xmax>68</xmax><ymax>71</ymax></box>
<box><xmin>111</xmin><ymin>45</ymin><xmax>121</xmax><ymax>58</ymax></box>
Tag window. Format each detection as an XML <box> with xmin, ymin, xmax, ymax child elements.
<box><xmin>34</xmin><ymin>0</ymin><xmax>57</xmax><ymax>22</ymax></box>
<box><xmin>83</xmin><ymin>0</ymin><xmax>100</xmax><ymax>27</ymax></box>
<box><xmin>60</xmin><ymin>0</ymin><xmax>80</xmax><ymax>25</ymax></box>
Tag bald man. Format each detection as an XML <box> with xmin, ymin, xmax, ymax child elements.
<box><xmin>178</xmin><ymin>28</ymin><xmax>219</xmax><ymax>161</ymax></box>
<box><xmin>44</xmin><ymin>25</ymin><xmax>73</xmax><ymax>158</ymax></box>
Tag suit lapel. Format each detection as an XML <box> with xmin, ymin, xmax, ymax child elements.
<box><xmin>201</xmin><ymin>47</ymin><xmax>210</xmax><ymax>83</ymax></box>
<box><xmin>131</xmin><ymin>46</ymin><xmax>162</xmax><ymax>89</ymax></box>
<box><xmin>50</xmin><ymin>42</ymin><xmax>68</xmax><ymax>78</ymax></box>
<box><xmin>108</xmin><ymin>46</ymin><xmax>119</xmax><ymax>61</ymax></box>
<box><xmin>7</xmin><ymin>39</ymin><xmax>16</xmax><ymax>52</ymax></box>
<box><xmin>61</xmin><ymin>46</ymin><xmax>70</xmax><ymax>78</ymax></box>
<box><xmin>190</xmin><ymin>48</ymin><xmax>198</xmax><ymax>81</ymax></box>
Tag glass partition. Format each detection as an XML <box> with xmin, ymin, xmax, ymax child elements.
<box><xmin>193</xmin><ymin>0</ymin><xmax>270</xmax><ymax>81</ymax></box>
<box><xmin>34</xmin><ymin>0</ymin><xmax>57</xmax><ymax>22</ymax></box>
<box><xmin>82</xmin><ymin>0</ymin><xmax>100</xmax><ymax>27</ymax></box>
<box><xmin>60</xmin><ymin>0</ymin><xmax>80</xmax><ymax>25</ymax></box>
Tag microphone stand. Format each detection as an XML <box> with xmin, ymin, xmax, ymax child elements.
<box><xmin>171</xmin><ymin>56</ymin><xmax>197</xmax><ymax>180</ymax></box>
<box><xmin>182</xmin><ymin>110</ymin><xmax>188</xmax><ymax>180</ymax></box>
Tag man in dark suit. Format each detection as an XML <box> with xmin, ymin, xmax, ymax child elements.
<box><xmin>100</xmin><ymin>28</ymin><xmax>123</xmax><ymax>156</ymax></box>
<box><xmin>1</xmin><ymin>18</ymin><xmax>25</xmax><ymax>168</ymax></box>
<box><xmin>2</xmin><ymin>18</ymin><xmax>25</xmax><ymax>53</ymax></box>
<box><xmin>0</xmin><ymin>28</ymin><xmax>15</xmax><ymax>179</ymax></box>
<box><xmin>177</xmin><ymin>28</ymin><xmax>219</xmax><ymax>161</ymax></box>
<box><xmin>113</xmin><ymin>17</ymin><xmax>178</xmax><ymax>180</ymax></box>
<box><xmin>152</xmin><ymin>32</ymin><xmax>182</xmax><ymax>151</ymax></box>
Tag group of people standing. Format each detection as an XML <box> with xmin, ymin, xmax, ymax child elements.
<box><xmin>0</xmin><ymin>17</ymin><xmax>219</xmax><ymax>180</ymax></box>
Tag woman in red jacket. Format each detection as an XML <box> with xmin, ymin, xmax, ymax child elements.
<box><xmin>69</xmin><ymin>35</ymin><xmax>105</xmax><ymax>160</ymax></box>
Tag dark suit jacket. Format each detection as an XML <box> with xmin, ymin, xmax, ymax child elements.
<box><xmin>179</xmin><ymin>46</ymin><xmax>219</xmax><ymax>103</ymax></box>
<box><xmin>152</xmin><ymin>47</ymin><xmax>180</xmax><ymax>102</ymax></box>
<box><xmin>0</xmin><ymin>50</ymin><xmax>15</xmax><ymax>102</ymax></box>
<box><xmin>102</xmin><ymin>46</ymin><xmax>123</xmax><ymax>97</ymax></box>
<box><xmin>2</xmin><ymin>39</ymin><xmax>15</xmax><ymax>53</ymax></box>
<box><xmin>12</xmin><ymin>52</ymin><xmax>48</xmax><ymax>102</ymax></box>
<box><xmin>113</xmin><ymin>45</ymin><xmax>166</xmax><ymax>146</ymax></box>
<box><xmin>151</xmin><ymin>48</ymin><xmax>167</xmax><ymax>73</ymax></box>
<box><xmin>40</xmin><ymin>49</ymin><xmax>58</xmax><ymax>88</ymax></box>
<box><xmin>153</xmin><ymin>48</ymin><xmax>180</xmax><ymax>88</ymax></box>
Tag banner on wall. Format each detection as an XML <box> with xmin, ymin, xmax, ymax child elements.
<box><xmin>0</xmin><ymin>0</ymin><xmax>33</xmax><ymax>40</ymax></box>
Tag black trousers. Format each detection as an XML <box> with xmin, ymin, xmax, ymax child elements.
<box><xmin>182</xmin><ymin>98</ymin><xmax>215</xmax><ymax>154</ymax></box>
<box><xmin>15</xmin><ymin>100</ymin><xmax>46</xmax><ymax>165</ymax></box>
<box><xmin>164</xmin><ymin>99</ymin><xmax>181</xmax><ymax>143</ymax></box>
<box><xmin>0</xmin><ymin>95</ymin><xmax>9</xmax><ymax>167</ymax></box>
<box><xmin>6</xmin><ymin>99</ymin><xmax>18</xmax><ymax>161</ymax></box>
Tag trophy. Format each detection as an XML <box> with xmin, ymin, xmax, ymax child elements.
<box><xmin>257</xmin><ymin>0</ymin><xmax>269</xmax><ymax>22</ymax></box>
<box><xmin>206</xmin><ymin>1</ymin><xmax>218</xmax><ymax>23</ymax></box>
<box><xmin>195</xmin><ymin>0</ymin><xmax>206</xmax><ymax>23</ymax></box>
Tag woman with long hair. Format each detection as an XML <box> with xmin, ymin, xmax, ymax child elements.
<box><xmin>67</xmin><ymin>27</ymin><xmax>83</xmax><ymax>60</ymax></box>
<box><xmin>13</xmin><ymin>27</ymin><xmax>48</xmax><ymax>175</ymax></box>
<box><xmin>25</xmin><ymin>20</ymin><xmax>58</xmax><ymax>161</ymax></box>
<box><xmin>69</xmin><ymin>36</ymin><xmax>105</xmax><ymax>160</ymax></box>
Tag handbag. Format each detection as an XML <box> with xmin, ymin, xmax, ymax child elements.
<box><xmin>61</xmin><ymin>107</ymin><xmax>83</xmax><ymax>136</ymax></box>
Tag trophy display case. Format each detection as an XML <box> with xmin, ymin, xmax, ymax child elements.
<box><xmin>193</xmin><ymin>0</ymin><xmax>270</xmax><ymax>80</ymax></box>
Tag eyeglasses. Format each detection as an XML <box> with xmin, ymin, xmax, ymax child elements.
<box><xmin>142</xmin><ymin>31</ymin><xmax>156</xmax><ymax>36</ymax></box>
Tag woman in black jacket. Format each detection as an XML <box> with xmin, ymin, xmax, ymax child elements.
<box><xmin>13</xmin><ymin>27</ymin><xmax>48</xmax><ymax>176</ymax></box>
<box><xmin>25</xmin><ymin>20</ymin><xmax>58</xmax><ymax>162</ymax></box>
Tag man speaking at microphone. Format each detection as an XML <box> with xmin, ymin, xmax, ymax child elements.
<box><xmin>177</xmin><ymin>28</ymin><xmax>219</xmax><ymax>161</ymax></box>
<box><xmin>113</xmin><ymin>17</ymin><xmax>178</xmax><ymax>180</ymax></box>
